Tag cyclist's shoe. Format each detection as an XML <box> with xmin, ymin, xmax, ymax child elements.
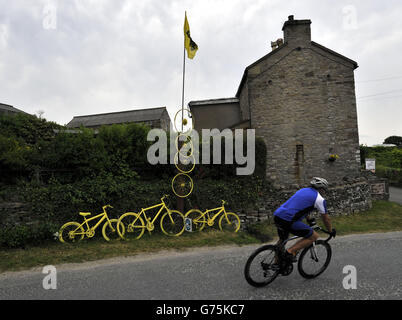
<box><xmin>284</xmin><ymin>251</ymin><xmax>298</xmax><ymax>263</ymax></box>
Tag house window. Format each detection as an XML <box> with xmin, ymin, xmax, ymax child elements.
<box><xmin>296</xmin><ymin>145</ymin><xmax>304</xmax><ymax>162</ymax></box>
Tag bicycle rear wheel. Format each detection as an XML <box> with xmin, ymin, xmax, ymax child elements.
<box><xmin>298</xmin><ymin>240</ymin><xmax>332</xmax><ymax>279</ymax></box>
<box><xmin>244</xmin><ymin>245</ymin><xmax>280</xmax><ymax>287</ymax></box>
<box><xmin>59</xmin><ymin>222</ymin><xmax>84</xmax><ymax>244</ymax></box>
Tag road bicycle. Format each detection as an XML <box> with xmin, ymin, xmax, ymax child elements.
<box><xmin>184</xmin><ymin>200</ymin><xmax>241</xmax><ymax>232</ymax></box>
<box><xmin>59</xmin><ymin>205</ymin><xmax>123</xmax><ymax>243</ymax></box>
<box><xmin>244</xmin><ymin>219</ymin><xmax>335</xmax><ymax>287</ymax></box>
<box><xmin>116</xmin><ymin>195</ymin><xmax>185</xmax><ymax>240</ymax></box>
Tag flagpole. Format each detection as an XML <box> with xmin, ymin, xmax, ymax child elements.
<box><xmin>181</xmin><ymin>12</ymin><xmax>187</xmax><ymax>133</ymax></box>
<box><xmin>181</xmin><ymin>45</ymin><xmax>186</xmax><ymax>133</ymax></box>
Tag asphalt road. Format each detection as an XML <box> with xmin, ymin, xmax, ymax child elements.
<box><xmin>0</xmin><ymin>231</ymin><xmax>401</xmax><ymax>300</ymax></box>
<box><xmin>389</xmin><ymin>187</ymin><xmax>402</xmax><ymax>205</ymax></box>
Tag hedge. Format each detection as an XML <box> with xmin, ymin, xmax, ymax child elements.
<box><xmin>0</xmin><ymin>114</ymin><xmax>267</xmax><ymax>248</ymax></box>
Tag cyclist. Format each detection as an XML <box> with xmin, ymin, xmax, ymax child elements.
<box><xmin>273</xmin><ymin>177</ymin><xmax>336</xmax><ymax>262</ymax></box>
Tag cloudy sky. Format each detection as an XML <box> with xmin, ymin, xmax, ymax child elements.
<box><xmin>0</xmin><ymin>0</ymin><xmax>401</xmax><ymax>146</ymax></box>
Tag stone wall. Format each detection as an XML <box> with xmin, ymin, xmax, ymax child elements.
<box><xmin>0</xmin><ymin>202</ymin><xmax>32</xmax><ymax>228</ymax></box>
<box><xmin>1</xmin><ymin>177</ymin><xmax>388</xmax><ymax>231</ymax></box>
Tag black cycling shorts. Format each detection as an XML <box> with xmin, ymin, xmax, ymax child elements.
<box><xmin>274</xmin><ymin>215</ymin><xmax>313</xmax><ymax>240</ymax></box>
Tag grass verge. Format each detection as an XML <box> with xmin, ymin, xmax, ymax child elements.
<box><xmin>1</xmin><ymin>200</ymin><xmax>401</xmax><ymax>273</ymax></box>
<box><xmin>0</xmin><ymin>229</ymin><xmax>258</xmax><ymax>273</ymax></box>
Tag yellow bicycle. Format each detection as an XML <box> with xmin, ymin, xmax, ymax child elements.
<box><xmin>59</xmin><ymin>205</ymin><xmax>124</xmax><ymax>243</ymax></box>
<box><xmin>185</xmin><ymin>200</ymin><xmax>241</xmax><ymax>232</ymax></box>
<box><xmin>117</xmin><ymin>195</ymin><xmax>185</xmax><ymax>240</ymax></box>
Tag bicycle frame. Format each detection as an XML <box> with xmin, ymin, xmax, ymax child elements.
<box><xmin>73</xmin><ymin>212</ymin><xmax>112</xmax><ymax>235</ymax></box>
<box><xmin>277</xmin><ymin>226</ymin><xmax>332</xmax><ymax>260</ymax></box>
<box><xmin>197</xmin><ymin>205</ymin><xmax>228</xmax><ymax>224</ymax></box>
<box><xmin>137</xmin><ymin>198</ymin><xmax>174</xmax><ymax>228</ymax></box>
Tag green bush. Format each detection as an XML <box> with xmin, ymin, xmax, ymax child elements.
<box><xmin>361</xmin><ymin>145</ymin><xmax>402</xmax><ymax>186</ymax></box>
<box><xmin>0</xmin><ymin>222</ymin><xmax>58</xmax><ymax>248</ymax></box>
<box><xmin>375</xmin><ymin>165</ymin><xmax>402</xmax><ymax>187</ymax></box>
<box><xmin>0</xmin><ymin>113</ymin><xmax>268</xmax><ymax>248</ymax></box>
<box><xmin>0</xmin><ymin>113</ymin><xmax>62</xmax><ymax>145</ymax></box>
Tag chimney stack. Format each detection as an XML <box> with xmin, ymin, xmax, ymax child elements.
<box><xmin>282</xmin><ymin>15</ymin><xmax>311</xmax><ymax>46</ymax></box>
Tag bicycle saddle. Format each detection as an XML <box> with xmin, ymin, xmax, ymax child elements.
<box><xmin>79</xmin><ymin>212</ymin><xmax>91</xmax><ymax>217</ymax></box>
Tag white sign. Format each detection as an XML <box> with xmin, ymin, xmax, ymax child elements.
<box><xmin>184</xmin><ymin>218</ymin><xmax>192</xmax><ymax>232</ymax></box>
<box><xmin>365</xmin><ymin>158</ymin><xmax>376</xmax><ymax>171</ymax></box>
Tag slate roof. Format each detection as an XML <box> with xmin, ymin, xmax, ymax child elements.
<box><xmin>67</xmin><ymin>107</ymin><xmax>167</xmax><ymax>128</ymax></box>
<box><xmin>0</xmin><ymin>103</ymin><xmax>29</xmax><ymax>114</ymax></box>
<box><xmin>189</xmin><ymin>97</ymin><xmax>239</xmax><ymax>107</ymax></box>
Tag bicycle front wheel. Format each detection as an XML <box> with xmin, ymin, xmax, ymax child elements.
<box><xmin>219</xmin><ymin>212</ymin><xmax>241</xmax><ymax>232</ymax></box>
<box><xmin>160</xmin><ymin>210</ymin><xmax>185</xmax><ymax>236</ymax></box>
<box><xmin>59</xmin><ymin>222</ymin><xmax>84</xmax><ymax>244</ymax></box>
<box><xmin>244</xmin><ymin>245</ymin><xmax>280</xmax><ymax>287</ymax></box>
<box><xmin>117</xmin><ymin>212</ymin><xmax>145</xmax><ymax>240</ymax></box>
<box><xmin>102</xmin><ymin>219</ymin><xmax>125</xmax><ymax>241</ymax></box>
<box><xmin>298</xmin><ymin>240</ymin><xmax>332</xmax><ymax>279</ymax></box>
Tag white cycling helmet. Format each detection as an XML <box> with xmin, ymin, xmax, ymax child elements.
<box><xmin>310</xmin><ymin>177</ymin><xmax>329</xmax><ymax>190</ymax></box>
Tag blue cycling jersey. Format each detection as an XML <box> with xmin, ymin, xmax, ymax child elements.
<box><xmin>273</xmin><ymin>187</ymin><xmax>327</xmax><ymax>222</ymax></box>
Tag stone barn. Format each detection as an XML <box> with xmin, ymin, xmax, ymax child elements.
<box><xmin>190</xmin><ymin>16</ymin><xmax>361</xmax><ymax>187</ymax></box>
<box><xmin>67</xmin><ymin>107</ymin><xmax>172</xmax><ymax>132</ymax></box>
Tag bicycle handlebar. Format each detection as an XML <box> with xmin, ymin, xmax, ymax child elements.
<box><xmin>103</xmin><ymin>205</ymin><xmax>113</xmax><ymax>210</ymax></box>
<box><xmin>313</xmin><ymin>225</ymin><xmax>334</xmax><ymax>242</ymax></box>
<box><xmin>221</xmin><ymin>200</ymin><xmax>227</xmax><ymax>205</ymax></box>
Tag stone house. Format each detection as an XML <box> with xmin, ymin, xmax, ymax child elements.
<box><xmin>67</xmin><ymin>107</ymin><xmax>172</xmax><ymax>132</ymax></box>
<box><xmin>189</xmin><ymin>16</ymin><xmax>360</xmax><ymax>187</ymax></box>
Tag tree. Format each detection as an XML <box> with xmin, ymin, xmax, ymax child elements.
<box><xmin>383</xmin><ymin>136</ymin><xmax>402</xmax><ymax>147</ymax></box>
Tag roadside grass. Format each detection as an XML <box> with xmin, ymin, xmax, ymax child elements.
<box><xmin>0</xmin><ymin>228</ymin><xmax>258</xmax><ymax>273</ymax></box>
<box><xmin>0</xmin><ymin>200</ymin><xmax>401</xmax><ymax>273</ymax></box>
<box><xmin>329</xmin><ymin>200</ymin><xmax>402</xmax><ymax>235</ymax></box>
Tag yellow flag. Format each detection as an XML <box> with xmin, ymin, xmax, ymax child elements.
<box><xmin>184</xmin><ymin>12</ymin><xmax>198</xmax><ymax>59</ymax></box>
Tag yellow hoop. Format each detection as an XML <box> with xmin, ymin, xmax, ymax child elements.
<box><xmin>174</xmin><ymin>152</ymin><xmax>195</xmax><ymax>174</ymax></box>
<box><xmin>171</xmin><ymin>173</ymin><xmax>194</xmax><ymax>198</ymax></box>
<box><xmin>174</xmin><ymin>108</ymin><xmax>194</xmax><ymax>134</ymax></box>
<box><xmin>175</xmin><ymin>133</ymin><xmax>194</xmax><ymax>157</ymax></box>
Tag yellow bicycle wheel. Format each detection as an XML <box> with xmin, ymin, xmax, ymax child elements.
<box><xmin>174</xmin><ymin>152</ymin><xmax>195</xmax><ymax>174</ymax></box>
<box><xmin>175</xmin><ymin>133</ymin><xmax>194</xmax><ymax>158</ymax></box>
<box><xmin>117</xmin><ymin>212</ymin><xmax>145</xmax><ymax>240</ymax></box>
<box><xmin>59</xmin><ymin>222</ymin><xmax>84</xmax><ymax>244</ymax></box>
<box><xmin>184</xmin><ymin>209</ymin><xmax>206</xmax><ymax>232</ymax></box>
<box><xmin>102</xmin><ymin>219</ymin><xmax>125</xmax><ymax>241</ymax></box>
<box><xmin>160</xmin><ymin>210</ymin><xmax>185</xmax><ymax>236</ymax></box>
<box><xmin>218</xmin><ymin>212</ymin><xmax>241</xmax><ymax>232</ymax></box>
<box><xmin>174</xmin><ymin>108</ymin><xmax>194</xmax><ymax>135</ymax></box>
<box><xmin>172</xmin><ymin>173</ymin><xmax>194</xmax><ymax>198</ymax></box>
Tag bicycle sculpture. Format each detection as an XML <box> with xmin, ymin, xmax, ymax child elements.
<box><xmin>173</xmin><ymin>109</ymin><xmax>241</xmax><ymax>233</ymax></box>
<box><xmin>172</xmin><ymin>108</ymin><xmax>195</xmax><ymax>199</ymax></box>
<box><xmin>117</xmin><ymin>195</ymin><xmax>185</xmax><ymax>240</ymax></box>
<box><xmin>244</xmin><ymin>218</ymin><xmax>335</xmax><ymax>287</ymax></box>
<box><xmin>59</xmin><ymin>205</ymin><xmax>123</xmax><ymax>243</ymax></box>
<box><xmin>185</xmin><ymin>200</ymin><xmax>241</xmax><ymax>232</ymax></box>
